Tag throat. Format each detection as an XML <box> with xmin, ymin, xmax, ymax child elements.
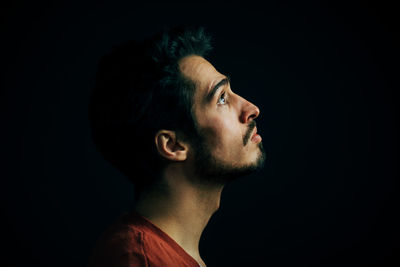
<box><xmin>134</xmin><ymin>181</ymin><xmax>224</xmax><ymax>263</ymax></box>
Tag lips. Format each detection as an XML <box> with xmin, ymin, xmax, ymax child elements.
<box><xmin>251</xmin><ymin>127</ymin><xmax>257</xmax><ymax>138</ymax></box>
<box><xmin>250</xmin><ymin>126</ymin><xmax>262</xmax><ymax>143</ymax></box>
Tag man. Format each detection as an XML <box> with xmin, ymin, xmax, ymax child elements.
<box><xmin>88</xmin><ymin>26</ymin><xmax>265</xmax><ymax>267</ymax></box>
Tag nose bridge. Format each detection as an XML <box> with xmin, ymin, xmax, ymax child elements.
<box><xmin>236</xmin><ymin>93</ymin><xmax>260</xmax><ymax>123</ymax></box>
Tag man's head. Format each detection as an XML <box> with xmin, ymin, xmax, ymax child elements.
<box><xmin>89</xmin><ymin>26</ymin><xmax>265</xmax><ymax>195</ymax></box>
<box><xmin>179</xmin><ymin>55</ymin><xmax>265</xmax><ymax>184</ymax></box>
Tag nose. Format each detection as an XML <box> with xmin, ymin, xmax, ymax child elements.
<box><xmin>239</xmin><ymin>96</ymin><xmax>260</xmax><ymax>124</ymax></box>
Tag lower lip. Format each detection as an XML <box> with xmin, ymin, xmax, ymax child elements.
<box><xmin>251</xmin><ymin>134</ymin><xmax>262</xmax><ymax>143</ymax></box>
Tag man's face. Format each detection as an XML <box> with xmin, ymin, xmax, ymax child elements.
<box><xmin>179</xmin><ymin>55</ymin><xmax>266</xmax><ymax>183</ymax></box>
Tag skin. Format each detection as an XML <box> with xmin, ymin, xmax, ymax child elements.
<box><xmin>135</xmin><ymin>55</ymin><xmax>263</xmax><ymax>267</ymax></box>
<box><xmin>183</xmin><ymin>55</ymin><xmax>262</xmax><ymax>171</ymax></box>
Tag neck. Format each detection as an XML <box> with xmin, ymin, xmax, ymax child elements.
<box><xmin>134</xmin><ymin>166</ymin><xmax>224</xmax><ymax>265</ymax></box>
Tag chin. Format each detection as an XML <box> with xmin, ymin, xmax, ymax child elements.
<box><xmin>192</xmin><ymin>140</ymin><xmax>266</xmax><ymax>183</ymax></box>
<box><xmin>250</xmin><ymin>143</ymin><xmax>266</xmax><ymax>170</ymax></box>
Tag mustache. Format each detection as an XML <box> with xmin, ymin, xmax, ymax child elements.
<box><xmin>243</xmin><ymin>120</ymin><xmax>257</xmax><ymax>146</ymax></box>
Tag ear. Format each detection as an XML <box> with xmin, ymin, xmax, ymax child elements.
<box><xmin>154</xmin><ymin>130</ymin><xmax>188</xmax><ymax>161</ymax></box>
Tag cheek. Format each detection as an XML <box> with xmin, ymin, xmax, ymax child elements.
<box><xmin>201</xmin><ymin>117</ymin><xmax>242</xmax><ymax>153</ymax></box>
<box><xmin>194</xmin><ymin>103</ymin><xmax>244</xmax><ymax>154</ymax></box>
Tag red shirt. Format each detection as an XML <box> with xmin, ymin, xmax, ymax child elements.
<box><xmin>88</xmin><ymin>211</ymin><xmax>201</xmax><ymax>267</ymax></box>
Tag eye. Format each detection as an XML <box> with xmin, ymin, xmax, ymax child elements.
<box><xmin>217</xmin><ymin>92</ymin><xmax>227</xmax><ymax>105</ymax></box>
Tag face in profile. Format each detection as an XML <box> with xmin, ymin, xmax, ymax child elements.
<box><xmin>179</xmin><ymin>55</ymin><xmax>266</xmax><ymax>183</ymax></box>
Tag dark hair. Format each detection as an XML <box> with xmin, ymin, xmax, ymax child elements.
<box><xmin>89</xmin><ymin>26</ymin><xmax>212</xmax><ymax>194</ymax></box>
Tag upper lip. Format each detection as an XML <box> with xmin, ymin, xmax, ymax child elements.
<box><xmin>251</xmin><ymin>126</ymin><xmax>258</xmax><ymax>138</ymax></box>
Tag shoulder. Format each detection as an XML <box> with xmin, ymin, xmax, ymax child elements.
<box><xmin>88</xmin><ymin>215</ymin><xmax>148</xmax><ymax>267</ymax></box>
<box><xmin>88</xmin><ymin>212</ymin><xmax>200</xmax><ymax>267</ymax></box>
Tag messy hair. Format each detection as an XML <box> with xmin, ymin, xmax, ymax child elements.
<box><xmin>89</xmin><ymin>26</ymin><xmax>212</xmax><ymax>194</ymax></box>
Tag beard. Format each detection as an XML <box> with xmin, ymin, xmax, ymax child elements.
<box><xmin>190</xmin><ymin>124</ymin><xmax>266</xmax><ymax>185</ymax></box>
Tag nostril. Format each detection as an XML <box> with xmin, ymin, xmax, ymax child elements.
<box><xmin>249</xmin><ymin>113</ymin><xmax>257</xmax><ymax>121</ymax></box>
<box><xmin>248</xmin><ymin>105</ymin><xmax>260</xmax><ymax>122</ymax></box>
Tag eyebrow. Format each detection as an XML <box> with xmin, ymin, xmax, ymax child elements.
<box><xmin>205</xmin><ymin>76</ymin><xmax>230</xmax><ymax>103</ymax></box>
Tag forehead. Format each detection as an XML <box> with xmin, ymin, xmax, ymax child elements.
<box><xmin>179</xmin><ymin>55</ymin><xmax>226</xmax><ymax>97</ymax></box>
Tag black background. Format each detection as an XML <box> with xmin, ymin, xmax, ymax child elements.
<box><xmin>2</xmin><ymin>1</ymin><xmax>398</xmax><ymax>266</ymax></box>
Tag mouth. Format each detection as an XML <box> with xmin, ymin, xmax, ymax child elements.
<box><xmin>250</xmin><ymin>127</ymin><xmax>262</xmax><ymax>143</ymax></box>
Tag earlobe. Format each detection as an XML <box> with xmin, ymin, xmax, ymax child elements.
<box><xmin>154</xmin><ymin>130</ymin><xmax>188</xmax><ymax>161</ymax></box>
